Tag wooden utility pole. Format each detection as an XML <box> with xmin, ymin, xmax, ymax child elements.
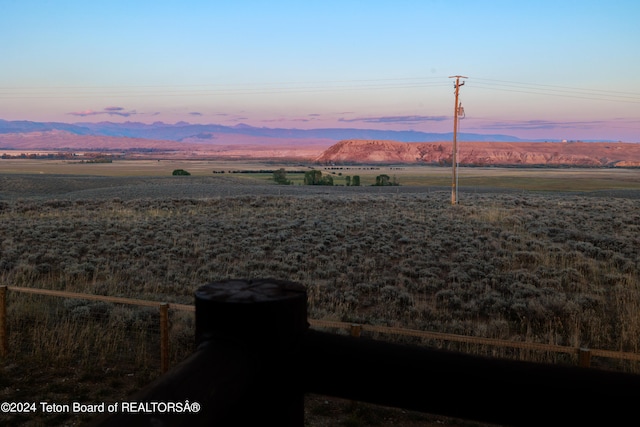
<box><xmin>449</xmin><ymin>75</ymin><xmax>467</xmax><ymax>205</ymax></box>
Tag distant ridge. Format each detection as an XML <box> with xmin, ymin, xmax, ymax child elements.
<box><xmin>3</xmin><ymin>119</ymin><xmax>634</xmax><ymax>164</ymax></box>
<box><xmin>0</xmin><ymin>119</ymin><xmax>92</xmax><ymax>135</ymax></box>
<box><xmin>0</xmin><ymin>119</ymin><xmax>535</xmax><ymax>143</ymax></box>
<box><xmin>315</xmin><ymin>139</ymin><xmax>640</xmax><ymax>167</ymax></box>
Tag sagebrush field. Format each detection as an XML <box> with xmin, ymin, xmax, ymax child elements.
<box><xmin>2</xmin><ymin>171</ymin><xmax>640</xmax><ymax>354</ymax></box>
<box><xmin>1</xmin><ymin>168</ymin><xmax>640</xmax><ymax>426</ymax></box>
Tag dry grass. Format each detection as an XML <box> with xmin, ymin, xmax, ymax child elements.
<box><xmin>1</xmin><ymin>172</ymin><xmax>640</xmax><ymax>425</ymax></box>
<box><xmin>1</xmin><ymin>175</ymin><xmax>639</xmax><ymax>352</ymax></box>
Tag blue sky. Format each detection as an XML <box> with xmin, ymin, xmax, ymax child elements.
<box><xmin>1</xmin><ymin>0</ymin><xmax>639</xmax><ymax>141</ymax></box>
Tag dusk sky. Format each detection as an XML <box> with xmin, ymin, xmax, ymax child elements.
<box><xmin>1</xmin><ymin>0</ymin><xmax>639</xmax><ymax>141</ymax></box>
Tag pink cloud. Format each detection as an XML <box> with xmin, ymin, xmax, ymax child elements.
<box><xmin>68</xmin><ymin>109</ymin><xmax>101</xmax><ymax>117</ymax></box>
<box><xmin>68</xmin><ymin>106</ymin><xmax>136</xmax><ymax>117</ymax></box>
<box><xmin>339</xmin><ymin>115</ymin><xmax>449</xmax><ymax>124</ymax></box>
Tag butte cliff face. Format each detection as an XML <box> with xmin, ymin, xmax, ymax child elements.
<box><xmin>315</xmin><ymin>139</ymin><xmax>440</xmax><ymax>163</ymax></box>
<box><xmin>315</xmin><ymin>139</ymin><xmax>640</xmax><ymax>167</ymax></box>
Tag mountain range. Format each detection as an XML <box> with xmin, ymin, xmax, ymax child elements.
<box><xmin>0</xmin><ymin>119</ymin><xmax>538</xmax><ymax>143</ymax></box>
<box><xmin>2</xmin><ymin>119</ymin><xmax>638</xmax><ymax>166</ymax></box>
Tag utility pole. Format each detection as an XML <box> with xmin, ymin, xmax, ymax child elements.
<box><xmin>449</xmin><ymin>75</ymin><xmax>467</xmax><ymax>205</ymax></box>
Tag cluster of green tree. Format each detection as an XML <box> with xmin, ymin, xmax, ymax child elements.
<box><xmin>373</xmin><ymin>174</ymin><xmax>399</xmax><ymax>186</ymax></box>
<box><xmin>303</xmin><ymin>170</ymin><xmax>334</xmax><ymax>185</ymax></box>
<box><xmin>323</xmin><ymin>166</ymin><xmax>381</xmax><ymax>170</ymax></box>
<box><xmin>272</xmin><ymin>168</ymin><xmax>292</xmax><ymax>185</ymax></box>
<box><xmin>228</xmin><ymin>169</ymin><xmax>307</xmax><ymax>174</ymax></box>
<box><xmin>272</xmin><ymin>169</ymin><xmax>365</xmax><ymax>186</ymax></box>
<box><xmin>1</xmin><ymin>152</ymin><xmax>80</xmax><ymax>160</ymax></box>
<box><xmin>81</xmin><ymin>157</ymin><xmax>113</xmax><ymax>163</ymax></box>
<box><xmin>172</xmin><ymin>169</ymin><xmax>191</xmax><ymax>176</ymax></box>
<box><xmin>344</xmin><ymin>175</ymin><xmax>360</xmax><ymax>186</ymax></box>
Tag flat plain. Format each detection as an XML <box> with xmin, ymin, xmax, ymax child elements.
<box><xmin>1</xmin><ymin>162</ymin><xmax>640</xmax><ymax>426</ymax></box>
<box><xmin>2</xmin><ymin>157</ymin><xmax>640</xmax><ymax>189</ymax></box>
<box><xmin>2</xmin><ymin>163</ymin><xmax>640</xmax><ymax>351</ymax></box>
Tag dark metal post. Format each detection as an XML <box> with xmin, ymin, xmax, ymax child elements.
<box><xmin>194</xmin><ymin>278</ymin><xmax>308</xmax><ymax>427</ymax></box>
<box><xmin>90</xmin><ymin>278</ymin><xmax>308</xmax><ymax>427</ymax></box>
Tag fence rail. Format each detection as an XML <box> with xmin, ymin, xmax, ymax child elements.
<box><xmin>2</xmin><ymin>285</ymin><xmax>640</xmax><ymax>373</ymax></box>
<box><xmin>89</xmin><ymin>279</ymin><xmax>640</xmax><ymax>427</ymax></box>
<box><xmin>4</xmin><ymin>285</ymin><xmax>195</xmax><ymax>311</ymax></box>
<box><xmin>0</xmin><ymin>285</ymin><xmax>195</xmax><ymax>373</ymax></box>
<box><xmin>309</xmin><ymin>319</ymin><xmax>640</xmax><ymax>364</ymax></box>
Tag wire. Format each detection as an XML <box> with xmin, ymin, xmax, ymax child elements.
<box><xmin>0</xmin><ymin>76</ymin><xmax>447</xmax><ymax>91</ymax></box>
<box><xmin>1</xmin><ymin>75</ymin><xmax>638</xmax><ymax>110</ymax></box>
<box><xmin>472</xmin><ymin>77</ymin><xmax>640</xmax><ymax>97</ymax></box>
<box><xmin>0</xmin><ymin>77</ymin><xmax>451</xmax><ymax>99</ymax></box>
<box><xmin>0</xmin><ymin>84</ymin><xmax>452</xmax><ymax>99</ymax></box>
<box><xmin>469</xmin><ymin>78</ymin><xmax>640</xmax><ymax>104</ymax></box>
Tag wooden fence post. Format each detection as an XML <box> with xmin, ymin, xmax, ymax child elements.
<box><xmin>0</xmin><ymin>286</ymin><xmax>7</xmax><ymax>358</ymax></box>
<box><xmin>159</xmin><ymin>303</ymin><xmax>169</xmax><ymax>373</ymax></box>
<box><xmin>578</xmin><ymin>347</ymin><xmax>591</xmax><ymax>368</ymax></box>
<box><xmin>350</xmin><ymin>323</ymin><xmax>362</xmax><ymax>338</ymax></box>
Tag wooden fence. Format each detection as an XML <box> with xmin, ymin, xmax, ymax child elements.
<box><xmin>3</xmin><ymin>281</ymin><xmax>640</xmax><ymax>426</ymax></box>
<box><xmin>0</xmin><ymin>285</ymin><xmax>195</xmax><ymax>373</ymax></box>
<box><xmin>2</xmin><ymin>284</ymin><xmax>640</xmax><ymax>373</ymax></box>
<box><xmin>87</xmin><ymin>279</ymin><xmax>640</xmax><ymax>427</ymax></box>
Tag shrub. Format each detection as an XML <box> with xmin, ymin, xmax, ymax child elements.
<box><xmin>172</xmin><ymin>169</ymin><xmax>191</xmax><ymax>176</ymax></box>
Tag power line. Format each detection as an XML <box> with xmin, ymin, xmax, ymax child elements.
<box><xmin>0</xmin><ymin>77</ymin><xmax>451</xmax><ymax>99</ymax></box>
<box><xmin>0</xmin><ymin>83</ymin><xmax>452</xmax><ymax>99</ymax></box>
<box><xmin>472</xmin><ymin>77</ymin><xmax>640</xmax><ymax>97</ymax></box>
<box><xmin>0</xmin><ymin>75</ymin><xmax>638</xmax><ymax>106</ymax></box>
<box><xmin>0</xmin><ymin>76</ymin><xmax>448</xmax><ymax>91</ymax></box>
<box><xmin>471</xmin><ymin>85</ymin><xmax>640</xmax><ymax>104</ymax></box>
<box><xmin>469</xmin><ymin>78</ymin><xmax>640</xmax><ymax>103</ymax></box>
